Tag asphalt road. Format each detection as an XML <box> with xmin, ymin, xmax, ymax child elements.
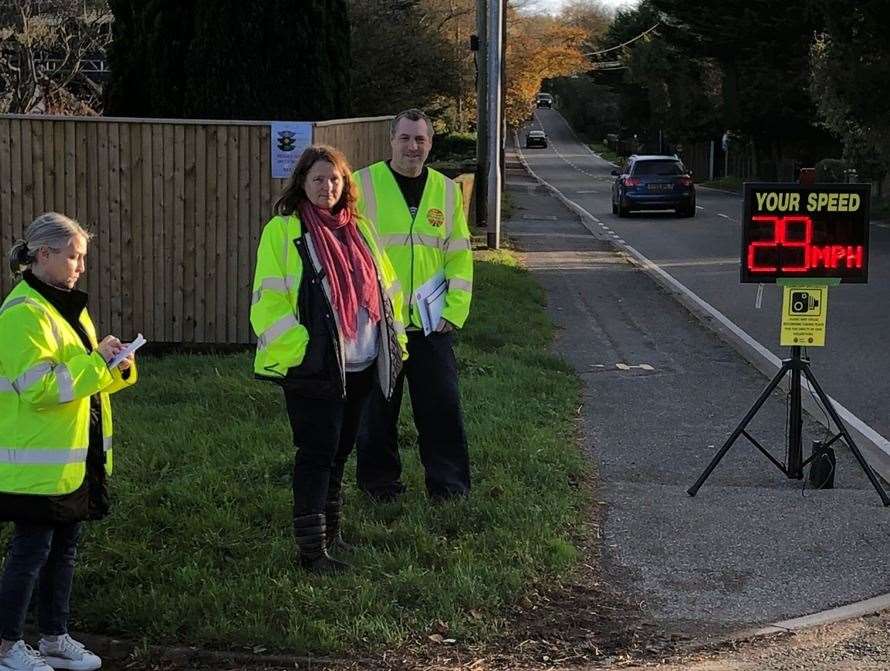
<box><xmin>522</xmin><ymin>108</ymin><xmax>890</xmax><ymax>443</ymax></box>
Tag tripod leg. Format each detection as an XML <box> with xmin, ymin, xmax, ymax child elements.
<box><xmin>688</xmin><ymin>364</ymin><xmax>789</xmax><ymax>496</ymax></box>
<box><xmin>788</xmin><ymin>348</ymin><xmax>804</xmax><ymax>479</ymax></box>
<box><xmin>801</xmin><ymin>366</ymin><xmax>890</xmax><ymax>506</ymax></box>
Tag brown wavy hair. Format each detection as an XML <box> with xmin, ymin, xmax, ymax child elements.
<box><xmin>273</xmin><ymin>144</ymin><xmax>358</xmax><ymax>216</ymax></box>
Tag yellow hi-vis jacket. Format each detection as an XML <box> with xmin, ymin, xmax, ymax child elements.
<box><xmin>0</xmin><ymin>282</ymin><xmax>138</xmax><ymax>496</ymax></box>
<box><xmin>250</xmin><ymin>213</ymin><xmax>408</xmax><ymax>398</ymax></box>
<box><xmin>354</xmin><ymin>162</ymin><xmax>473</xmax><ymax>329</ymax></box>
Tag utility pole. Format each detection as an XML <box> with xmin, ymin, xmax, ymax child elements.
<box><xmin>485</xmin><ymin>0</ymin><xmax>503</xmax><ymax>249</ymax></box>
<box><xmin>475</xmin><ymin>0</ymin><xmax>488</xmax><ymax>231</ymax></box>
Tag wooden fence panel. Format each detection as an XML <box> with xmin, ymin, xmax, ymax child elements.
<box><xmin>0</xmin><ymin>114</ymin><xmax>392</xmax><ymax>343</ymax></box>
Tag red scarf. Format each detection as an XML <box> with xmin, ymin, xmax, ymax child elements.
<box><xmin>298</xmin><ymin>202</ymin><xmax>381</xmax><ymax>340</ymax></box>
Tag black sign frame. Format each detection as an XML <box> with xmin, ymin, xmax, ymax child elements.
<box><xmin>740</xmin><ymin>182</ymin><xmax>870</xmax><ymax>284</ymax></box>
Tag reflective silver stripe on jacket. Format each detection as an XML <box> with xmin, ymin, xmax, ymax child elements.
<box><xmin>251</xmin><ymin>277</ymin><xmax>295</xmax><ymax>306</ymax></box>
<box><xmin>15</xmin><ymin>362</ymin><xmax>53</xmax><ymax>393</ymax></box>
<box><xmin>0</xmin><ymin>447</ymin><xmax>88</xmax><ymax>465</ymax></box>
<box><xmin>448</xmin><ymin>278</ymin><xmax>473</xmax><ymax>293</ymax></box>
<box><xmin>103</xmin><ymin>436</ymin><xmax>112</xmax><ymax>452</ymax></box>
<box><xmin>378</xmin><ymin>233</ymin><xmax>410</xmax><ymax>247</ymax></box>
<box><xmin>444</xmin><ymin>178</ymin><xmax>456</xmax><ymax>239</ymax></box>
<box><xmin>0</xmin><ymin>296</ymin><xmax>29</xmax><ymax>315</ymax></box>
<box><xmin>0</xmin><ymin>377</ymin><xmax>15</xmax><ymax>393</ymax></box>
<box><xmin>55</xmin><ymin>364</ymin><xmax>74</xmax><ymax>403</ymax></box>
<box><xmin>257</xmin><ymin>314</ymin><xmax>300</xmax><ymax>350</ymax></box>
<box><xmin>445</xmin><ymin>237</ymin><xmax>472</xmax><ymax>253</ymax></box>
<box><xmin>0</xmin><ymin>296</ymin><xmax>62</xmax><ymax>345</ymax></box>
<box><xmin>358</xmin><ymin>169</ymin><xmax>378</xmax><ymax>223</ymax></box>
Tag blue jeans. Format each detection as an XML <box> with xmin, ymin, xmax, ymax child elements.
<box><xmin>0</xmin><ymin>522</ymin><xmax>81</xmax><ymax>641</ymax></box>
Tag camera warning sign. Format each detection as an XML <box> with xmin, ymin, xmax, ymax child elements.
<box><xmin>780</xmin><ymin>285</ymin><xmax>828</xmax><ymax>346</ymax></box>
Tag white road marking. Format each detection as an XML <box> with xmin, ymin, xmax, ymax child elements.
<box><xmin>616</xmin><ymin>363</ymin><xmax>655</xmax><ymax>371</ymax></box>
<box><xmin>718</xmin><ymin>213</ymin><xmax>731</xmax><ymax>219</ymax></box>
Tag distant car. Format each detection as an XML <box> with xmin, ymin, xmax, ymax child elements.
<box><xmin>525</xmin><ymin>130</ymin><xmax>548</xmax><ymax>148</ymax></box>
<box><xmin>610</xmin><ymin>155</ymin><xmax>696</xmax><ymax>217</ymax></box>
<box><xmin>536</xmin><ymin>93</ymin><xmax>553</xmax><ymax>108</ymax></box>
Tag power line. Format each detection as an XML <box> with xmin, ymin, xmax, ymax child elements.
<box><xmin>583</xmin><ymin>23</ymin><xmax>660</xmax><ymax>57</ymax></box>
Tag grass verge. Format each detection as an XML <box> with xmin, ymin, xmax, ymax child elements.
<box><xmin>700</xmin><ymin>176</ymin><xmax>745</xmax><ymax>192</ymax></box>
<box><xmin>588</xmin><ymin>142</ymin><xmax>620</xmax><ymax>165</ymax></box>
<box><xmin>5</xmin><ymin>250</ymin><xmax>586</xmax><ymax>655</ymax></box>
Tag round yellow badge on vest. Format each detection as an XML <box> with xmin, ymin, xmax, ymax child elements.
<box><xmin>427</xmin><ymin>208</ymin><xmax>445</xmax><ymax>227</ymax></box>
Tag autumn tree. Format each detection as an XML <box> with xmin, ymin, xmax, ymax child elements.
<box><xmin>505</xmin><ymin>12</ymin><xmax>589</xmax><ymax>126</ymax></box>
<box><xmin>559</xmin><ymin>0</ymin><xmax>610</xmax><ymax>50</ymax></box>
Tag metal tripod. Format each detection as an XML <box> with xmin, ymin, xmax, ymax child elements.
<box><xmin>688</xmin><ymin>346</ymin><xmax>890</xmax><ymax>506</ymax></box>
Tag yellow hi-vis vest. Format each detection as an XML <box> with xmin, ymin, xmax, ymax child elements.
<box><xmin>0</xmin><ymin>282</ymin><xmax>138</xmax><ymax>495</ymax></box>
<box><xmin>250</xmin><ymin>213</ymin><xmax>408</xmax><ymax>393</ymax></box>
<box><xmin>354</xmin><ymin>162</ymin><xmax>473</xmax><ymax>329</ymax></box>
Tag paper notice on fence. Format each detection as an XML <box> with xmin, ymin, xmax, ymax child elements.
<box><xmin>270</xmin><ymin>122</ymin><xmax>313</xmax><ymax>179</ymax></box>
<box><xmin>108</xmin><ymin>333</ymin><xmax>146</xmax><ymax>369</ymax></box>
<box><xmin>414</xmin><ymin>272</ymin><xmax>447</xmax><ymax>336</ymax></box>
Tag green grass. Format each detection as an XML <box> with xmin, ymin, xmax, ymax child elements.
<box><xmin>700</xmin><ymin>176</ymin><xmax>745</xmax><ymax>192</ymax></box>
<box><xmin>7</xmin><ymin>250</ymin><xmax>586</xmax><ymax>654</ymax></box>
<box><xmin>588</xmin><ymin>142</ymin><xmax>620</xmax><ymax>165</ymax></box>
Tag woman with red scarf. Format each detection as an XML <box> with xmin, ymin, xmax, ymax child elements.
<box><xmin>250</xmin><ymin>145</ymin><xmax>408</xmax><ymax>574</ymax></box>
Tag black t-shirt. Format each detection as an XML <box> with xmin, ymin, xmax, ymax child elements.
<box><xmin>387</xmin><ymin>161</ymin><xmax>428</xmax><ymax>219</ymax></box>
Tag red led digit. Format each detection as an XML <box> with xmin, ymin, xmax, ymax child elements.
<box><xmin>779</xmin><ymin>215</ymin><xmax>812</xmax><ymax>272</ymax></box>
<box><xmin>747</xmin><ymin>215</ymin><xmax>779</xmax><ymax>272</ymax></box>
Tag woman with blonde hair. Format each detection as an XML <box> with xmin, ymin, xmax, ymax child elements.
<box><xmin>0</xmin><ymin>212</ymin><xmax>138</xmax><ymax>671</ymax></box>
<box><xmin>251</xmin><ymin>146</ymin><xmax>408</xmax><ymax>573</ymax></box>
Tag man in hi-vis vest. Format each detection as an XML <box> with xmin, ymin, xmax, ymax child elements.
<box><xmin>354</xmin><ymin>109</ymin><xmax>473</xmax><ymax>501</ymax></box>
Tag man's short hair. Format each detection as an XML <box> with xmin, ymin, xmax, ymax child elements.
<box><xmin>391</xmin><ymin>109</ymin><xmax>433</xmax><ymax>138</ymax></box>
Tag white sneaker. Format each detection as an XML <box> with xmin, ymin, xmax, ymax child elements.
<box><xmin>0</xmin><ymin>640</ymin><xmax>54</xmax><ymax>671</ymax></box>
<box><xmin>37</xmin><ymin>636</ymin><xmax>100</xmax><ymax>671</ymax></box>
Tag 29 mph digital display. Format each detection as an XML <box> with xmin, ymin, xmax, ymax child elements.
<box><xmin>740</xmin><ymin>183</ymin><xmax>870</xmax><ymax>283</ymax></box>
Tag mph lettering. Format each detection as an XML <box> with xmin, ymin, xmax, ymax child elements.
<box><xmin>755</xmin><ymin>191</ymin><xmax>861</xmax><ymax>213</ymax></box>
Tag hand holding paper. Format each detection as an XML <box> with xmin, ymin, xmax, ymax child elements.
<box><xmin>108</xmin><ymin>333</ymin><xmax>146</xmax><ymax>369</ymax></box>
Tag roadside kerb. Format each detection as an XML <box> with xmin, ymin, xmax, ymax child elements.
<box><xmin>512</xmin><ymin>132</ymin><xmax>890</xmax><ymax>482</ymax></box>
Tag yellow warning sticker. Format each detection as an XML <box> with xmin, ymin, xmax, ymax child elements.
<box><xmin>780</xmin><ymin>285</ymin><xmax>828</xmax><ymax>347</ymax></box>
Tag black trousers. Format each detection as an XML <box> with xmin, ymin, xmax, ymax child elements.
<box><xmin>284</xmin><ymin>367</ymin><xmax>374</xmax><ymax>517</ymax></box>
<box><xmin>356</xmin><ymin>331</ymin><xmax>470</xmax><ymax>499</ymax></box>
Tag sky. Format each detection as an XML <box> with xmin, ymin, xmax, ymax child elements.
<box><xmin>530</xmin><ymin>0</ymin><xmax>641</xmax><ymax>14</ymax></box>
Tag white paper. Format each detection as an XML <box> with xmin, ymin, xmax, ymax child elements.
<box><xmin>414</xmin><ymin>272</ymin><xmax>448</xmax><ymax>336</ymax></box>
<box><xmin>108</xmin><ymin>333</ymin><xmax>146</xmax><ymax>369</ymax></box>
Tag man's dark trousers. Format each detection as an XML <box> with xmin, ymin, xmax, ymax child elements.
<box><xmin>357</xmin><ymin>330</ymin><xmax>470</xmax><ymax>499</ymax></box>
